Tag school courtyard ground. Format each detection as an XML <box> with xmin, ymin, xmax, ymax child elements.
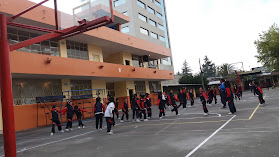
<box><xmin>0</xmin><ymin>88</ymin><xmax>279</xmax><ymax>157</ymax></box>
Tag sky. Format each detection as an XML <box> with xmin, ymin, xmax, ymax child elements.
<box><xmin>165</xmin><ymin>0</ymin><xmax>279</xmax><ymax>74</ymax></box>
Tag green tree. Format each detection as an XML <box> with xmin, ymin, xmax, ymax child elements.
<box><xmin>202</xmin><ymin>56</ymin><xmax>216</xmax><ymax>77</ymax></box>
<box><xmin>181</xmin><ymin>60</ymin><xmax>192</xmax><ymax>76</ymax></box>
<box><xmin>254</xmin><ymin>23</ymin><xmax>279</xmax><ymax>71</ymax></box>
<box><xmin>179</xmin><ymin>73</ymin><xmax>208</xmax><ymax>85</ymax></box>
<box><xmin>217</xmin><ymin>63</ymin><xmax>235</xmax><ymax>76</ymax></box>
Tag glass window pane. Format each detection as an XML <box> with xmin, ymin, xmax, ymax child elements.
<box><xmin>138</xmin><ymin>13</ymin><xmax>147</xmax><ymax>22</ymax></box>
<box><xmin>114</xmin><ymin>0</ymin><xmax>126</xmax><ymax>7</ymax></box>
<box><xmin>147</xmin><ymin>6</ymin><xmax>155</xmax><ymax>14</ymax></box>
<box><xmin>156</xmin><ymin>12</ymin><xmax>163</xmax><ymax>18</ymax></box>
<box><xmin>159</xmin><ymin>35</ymin><xmax>165</xmax><ymax>42</ymax></box>
<box><xmin>149</xmin><ymin>19</ymin><xmax>156</xmax><ymax>27</ymax></box>
<box><xmin>158</xmin><ymin>23</ymin><xmax>164</xmax><ymax>30</ymax></box>
<box><xmin>137</xmin><ymin>0</ymin><xmax>145</xmax><ymax>9</ymax></box>
<box><xmin>122</xmin><ymin>11</ymin><xmax>128</xmax><ymax>16</ymax></box>
<box><xmin>155</xmin><ymin>0</ymin><xmax>161</xmax><ymax>7</ymax></box>
<box><xmin>151</xmin><ymin>32</ymin><xmax>158</xmax><ymax>39</ymax></box>
<box><xmin>121</xmin><ymin>26</ymin><xmax>130</xmax><ymax>33</ymax></box>
<box><xmin>140</xmin><ymin>27</ymin><xmax>149</xmax><ymax>36</ymax></box>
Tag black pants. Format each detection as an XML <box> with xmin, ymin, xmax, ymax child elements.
<box><xmin>221</xmin><ymin>92</ymin><xmax>227</xmax><ymax>107</ymax></box>
<box><xmin>178</xmin><ymin>101</ymin><xmax>183</xmax><ymax>108</ymax></box>
<box><xmin>66</xmin><ymin>117</ymin><xmax>73</xmax><ymax>129</ymax></box>
<box><xmin>132</xmin><ymin>109</ymin><xmax>139</xmax><ymax>119</ymax></box>
<box><xmin>147</xmin><ymin>108</ymin><xmax>152</xmax><ymax>118</ymax></box>
<box><xmin>258</xmin><ymin>94</ymin><xmax>265</xmax><ymax>104</ymax></box>
<box><xmin>171</xmin><ymin>104</ymin><xmax>178</xmax><ymax>115</ymax></box>
<box><xmin>228</xmin><ymin>100</ymin><xmax>236</xmax><ymax>113</ymax></box>
<box><xmin>140</xmin><ymin>109</ymin><xmax>147</xmax><ymax>119</ymax></box>
<box><xmin>208</xmin><ymin>97</ymin><xmax>213</xmax><ymax>104</ymax></box>
<box><xmin>202</xmin><ymin>100</ymin><xmax>208</xmax><ymax>113</ymax></box>
<box><xmin>182</xmin><ymin>100</ymin><xmax>187</xmax><ymax>108</ymax></box>
<box><xmin>95</xmin><ymin>114</ymin><xmax>103</xmax><ymax>129</ymax></box>
<box><xmin>106</xmin><ymin>117</ymin><xmax>113</xmax><ymax>133</ymax></box>
<box><xmin>214</xmin><ymin>96</ymin><xmax>217</xmax><ymax>104</ymax></box>
<box><xmin>121</xmin><ymin>111</ymin><xmax>129</xmax><ymax>120</ymax></box>
<box><xmin>77</xmin><ymin>116</ymin><xmax>84</xmax><ymax>127</ymax></box>
<box><xmin>51</xmin><ymin>120</ymin><xmax>62</xmax><ymax>133</ymax></box>
<box><xmin>113</xmin><ymin>109</ymin><xmax>119</xmax><ymax>119</ymax></box>
<box><xmin>159</xmin><ymin>109</ymin><xmax>165</xmax><ymax>117</ymax></box>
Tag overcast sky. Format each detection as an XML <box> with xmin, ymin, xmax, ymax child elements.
<box><xmin>165</xmin><ymin>0</ymin><xmax>279</xmax><ymax>74</ymax></box>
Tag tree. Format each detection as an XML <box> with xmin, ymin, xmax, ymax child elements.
<box><xmin>179</xmin><ymin>73</ymin><xmax>208</xmax><ymax>85</ymax></box>
<box><xmin>202</xmin><ymin>56</ymin><xmax>216</xmax><ymax>78</ymax></box>
<box><xmin>181</xmin><ymin>60</ymin><xmax>192</xmax><ymax>76</ymax></box>
<box><xmin>254</xmin><ymin>23</ymin><xmax>279</xmax><ymax>71</ymax></box>
<box><xmin>217</xmin><ymin>63</ymin><xmax>235</xmax><ymax>76</ymax></box>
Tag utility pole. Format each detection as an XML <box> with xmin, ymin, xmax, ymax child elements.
<box><xmin>199</xmin><ymin>58</ymin><xmax>206</xmax><ymax>92</ymax></box>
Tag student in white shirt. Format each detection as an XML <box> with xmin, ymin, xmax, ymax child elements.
<box><xmin>104</xmin><ymin>97</ymin><xmax>115</xmax><ymax>135</ymax></box>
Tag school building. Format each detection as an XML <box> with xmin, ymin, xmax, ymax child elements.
<box><xmin>0</xmin><ymin>0</ymin><xmax>174</xmax><ymax>132</ymax></box>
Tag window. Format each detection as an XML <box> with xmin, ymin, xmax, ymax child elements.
<box><xmin>7</xmin><ymin>27</ymin><xmax>59</xmax><ymax>56</ymax></box>
<box><xmin>147</xmin><ymin>6</ymin><xmax>155</xmax><ymax>14</ymax></box>
<box><xmin>155</xmin><ymin>0</ymin><xmax>161</xmax><ymax>7</ymax></box>
<box><xmin>156</xmin><ymin>12</ymin><xmax>163</xmax><ymax>18</ymax></box>
<box><xmin>150</xmin><ymin>0</ymin><xmax>153</xmax><ymax>2</ymax></box>
<box><xmin>114</xmin><ymin>0</ymin><xmax>126</xmax><ymax>7</ymax></box>
<box><xmin>140</xmin><ymin>27</ymin><xmax>149</xmax><ymax>36</ymax></box>
<box><xmin>121</xmin><ymin>26</ymin><xmax>130</xmax><ymax>33</ymax></box>
<box><xmin>159</xmin><ymin>35</ymin><xmax>165</xmax><ymax>42</ymax></box>
<box><xmin>66</xmin><ymin>40</ymin><xmax>89</xmax><ymax>60</ymax></box>
<box><xmin>70</xmin><ymin>80</ymin><xmax>92</xmax><ymax>96</ymax></box>
<box><xmin>158</xmin><ymin>23</ymin><xmax>164</xmax><ymax>30</ymax></box>
<box><xmin>137</xmin><ymin>0</ymin><xmax>145</xmax><ymax>9</ymax></box>
<box><xmin>151</xmin><ymin>32</ymin><xmax>158</xmax><ymax>39</ymax></box>
<box><xmin>122</xmin><ymin>11</ymin><xmax>128</xmax><ymax>16</ymax></box>
<box><xmin>138</xmin><ymin>13</ymin><xmax>147</xmax><ymax>22</ymax></box>
<box><xmin>149</xmin><ymin>19</ymin><xmax>156</xmax><ymax>27</ymax></box>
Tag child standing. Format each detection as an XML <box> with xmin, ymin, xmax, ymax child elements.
<box><xmin>94</xmin><ymin>97</ymin><xmax>105</xmax><ymax>130</ymax></box>
<box><xmin>104</xmin><ymin>97</ymin><xmax>115</xmax><ymax>135</ymax></box>
<box><xmin>132</xmin><ymin>94</ymin><xmax>141</xmax><ymax>122</ymax></box>
<box><xmin>145</xmin><ymin>93</ymin><xmax>152</xmax><ymax>118</ymax></box>
<box><xmin>61</xmin><ymin>101</ymin><xmax>74</xmax><ymax>131</ymax></box>
<box><xmin>225</xmin><ymin>81</ymin><xmax>237</xmax><ymax>114</ymax></box>
<box><xmin>120</xmin><ymin>98</ymin><xmax>129</xmax><ymax>123</ymax></box>
<box><xmin>113</xmin><ymin>98</ymin><xmax>120</xmax><ymax>120</ymax></box>
<box><xmin>213</xmin><ymin>87</ymin><xmax>217</xmax><ymax>104</ymax></box>
<box><xmin>139</xmin><ymin>95</ymin><xmax>148</xmax><ymax>121</ymax></box>
<box><xmin>157</xmin><ymin>95</ymin><xmax>165</xmax><ymax>118</ymax></box>
<box><xmin>199</xmin><ymin>87</ymin><xmax>209</xmax><ymax>116</ymax></box>
<box><xmin>50</xmin><ymin>105</ymin><xmax>64</xmax><ymax>135</ymax></box>
<box><xmin>188</xmin><ymin>89</ymin><xmax>194</xmax><ymax>107</ymax></box>
<box><xmin>255</xmin><ymin>82</ymin><xmax>265</xmax><ymax>104</ymax></box>
<box><xmin>74</xmin><ymin>105</ymin><xmax>87</xmax><ymax>129</ymax></box>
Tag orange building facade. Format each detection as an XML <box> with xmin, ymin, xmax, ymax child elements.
<box><xmin>0</xmin><ymin>0</ymin><xmax>174</xmax><ymax>132</ymax></box>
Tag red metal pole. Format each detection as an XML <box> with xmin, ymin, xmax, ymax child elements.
<box><xmin>0</xmin><ymin>14</ymin><xmax>17</xmax><ymax>157</ymax></box>
<box><xmin>54</xmin><ymin>0</ymin><xmax>59</xmax><ymax>30</ymax></box>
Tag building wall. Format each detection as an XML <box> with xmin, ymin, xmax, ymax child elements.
<box><xmin>88</xmin><ymin>45</ymin><xmax>103</xmax><ymax>62</ymax></box>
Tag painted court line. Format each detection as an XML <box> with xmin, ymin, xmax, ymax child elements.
<box><xmin>185</xmin><ymin>115</ymin><xmax>236</xmax><ymax>157</ymax></box>
<box><xmin>249</xmin><ymin>94</ymin><xmax>267</xmax><ymax>120</ymax></box>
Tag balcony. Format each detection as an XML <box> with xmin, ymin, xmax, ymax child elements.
<box><xmin>11</xmin><ymin>51</ymin><xmax>174</xmax><ymax>81</ymax></box>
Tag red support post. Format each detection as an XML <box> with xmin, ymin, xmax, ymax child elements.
<box><xmin>0</xmin><ymin>14</ymin><xmax>17</xmax><ymax>157</ymax></box>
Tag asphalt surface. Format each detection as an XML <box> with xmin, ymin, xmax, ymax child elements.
<box><xmin>0</xmin><ymin>88</ymin><xmax>278</xmax><ymax>157</ymax></box>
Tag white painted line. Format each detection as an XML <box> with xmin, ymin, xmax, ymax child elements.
<box><xmin>185</xmin><ymin>115</ymin><xmax>236</xmax><ymax>157</ymax></box>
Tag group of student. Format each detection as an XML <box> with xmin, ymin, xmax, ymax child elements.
<box><xmin>50</xmin><ymin>79</ymin><xmax>266</xmax><ymax>136</ymax></box>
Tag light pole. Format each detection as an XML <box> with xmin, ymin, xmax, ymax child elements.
<box><xmin>199</xmin><ymin>58</ymin><xmax>206</xmax><ymax>92</ymax></box>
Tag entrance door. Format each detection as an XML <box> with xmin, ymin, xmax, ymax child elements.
<box><xmin>129</xmin><ymin>89</ymin><xmax>134</xmax><ymax>103</ymax></box>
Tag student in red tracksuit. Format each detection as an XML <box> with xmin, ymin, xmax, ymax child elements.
<box><xmin>50</xmin><ymin>105</ymin><xmax>64</xmax><ymax>136</ymax></box>
<box><xmin>157</xmin><ymin>95</ymin><xmax>166</xmax><ymax>118</ymax></box>
<box><xmin>139</xmin><ymin>95</ymin><xmax>148</xmax><ymax>121</ymax></box>
<box><xmin>188</xmin><ymin>89</ymin><xmax>195</xmax><ymax>107</ymax></box>
<box><xmin>61</xmin><ymin>101</ymin><xmax>74</xmax><ymax>131</ymax></box>
<box><xmin>74</xmin><ymin>105</ymin><xmax>87</xmax><ymax>128</ymax></box>
<box><xmin>168</xmin><ymin>90</ymin><xmax>180</xmax><ymax>115</ymax></box>
<box><xmin>120</xmin><ymin>98</ymin><xmax>129</xmax><ymax>123</ymax></box>
<box><xmin>132</xmin><ymin>94</ymin><xmax>141</xmax><ymax>122</ymax></box>
<box><xmin>225</xmin><ymin>81</ymin><xmax>237</xmax><ymax>114</ymax></box>
<box><xmin>145</xmin><ymin>93</ymin><xmax>152</xmax><ymax>118</ymax></box>
<box><xmin>178</xmin><ymin>88</ymin><xmax>187</xmax><ymax>109</ymax></box>
<box><xmin>94</xmin><ymin>97</ymin><xmax>106</xmax><ymax>130</ymax></box>
<box><xmin>254</xmin><ymin>82</ymin><xmax>265</xmax><ymax>104</ymax></box>
<box><xmin>233</xmin><ymin>84</ymin><xmax>240</xmax><ymax>101</ymax></box>
<box><xmin>199</xmin><ymin>87</ymin><xmax>209</xmax><ymax>116</ymax></box>
<box><xmin>213</xmin><ymin>87</ymin><xmax>217</xmax><ymax>104</ymax></box>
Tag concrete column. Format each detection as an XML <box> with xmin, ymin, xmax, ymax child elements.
<box><xmin>59</xmin><ymin>39</ymin><xmax>67</xmax><ymax>58</ymax></box>
<box><xmin>88</xmin><ymin>44</ymin><xmax>103</xmax><ymax>62</ymax></box>
<box><xmin>145</xmin><ymin>81</ymin><xmax>150</xmax><ymax>94</ymax></box>
<box><xmin>62</xmin><ymin>79</ymin><xmax>71</xmax><ymax>100</ymax></box>
<box><xmin>114</xmin><ymin>81</ymin><xmax>135</xmax><ymax>109</ymax></box>
<box><xmin>193</xmin><ymin>88</ymin><xmax>196</xmax><ymax>98</ymax></box>
<box><xmin>92</xmin><ymin>80</ymin><xmax>106</xmax><ymax>102</ymax></box>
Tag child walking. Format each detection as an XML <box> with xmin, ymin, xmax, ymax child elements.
<box><xmin>94</xmin><ymin>97</ymin><xmax>106</xmax><ymax>130</ymax></box>
<box><xmin>120</xmin><ymin>98</ymin><xmax>129</xmax><ymax>123</ymax></box>
<box><xmin>168</xmin><ymin>90</ymin><xmax>179</xmax><ymax>115</ymax></box>
<box><xmin>132</xmin><ymin>94</ymin><xmax>141</xmax><ymax>122</ymax></box>
<box><xmin>199</xmin><ymin>87</ymin><xmax>209</xmax><ymax>116</ymax></box>
<box><xmin>113</xmin><ymin>98</ymin><xmax>120</xmax><ymax>120</ymax></box>
<box><xmin>50</xmin><ymin>105</ymin><xmax>64</xmax><ymax>135</ymax></box>
<box><xmin>188</xmin><ymin>89</ymin><xmax>195</xmax><ymax>107</ymax></box>
<box><xmin>74</xmin><ymin>105</ymin><xmax>87</xmax><ymax>128</ymax></box>
<box><xmin>139</xmin><ymin>95</ymin><xmax>148</xmax><ymax>121</ymax></box>
<box><xmin>255</xmin><ymin>82</ymin><xmax>265</xmax><ymax>104</ymax></box>
<box><xmin>225</xmin><ymin>81</ymin><xmax>237</xmax><ymax>114</ymax></box>
<box><xmin>157</xmin><ymin>94</ymin><xmax>165</xmax><ymax>118</ymax></box>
